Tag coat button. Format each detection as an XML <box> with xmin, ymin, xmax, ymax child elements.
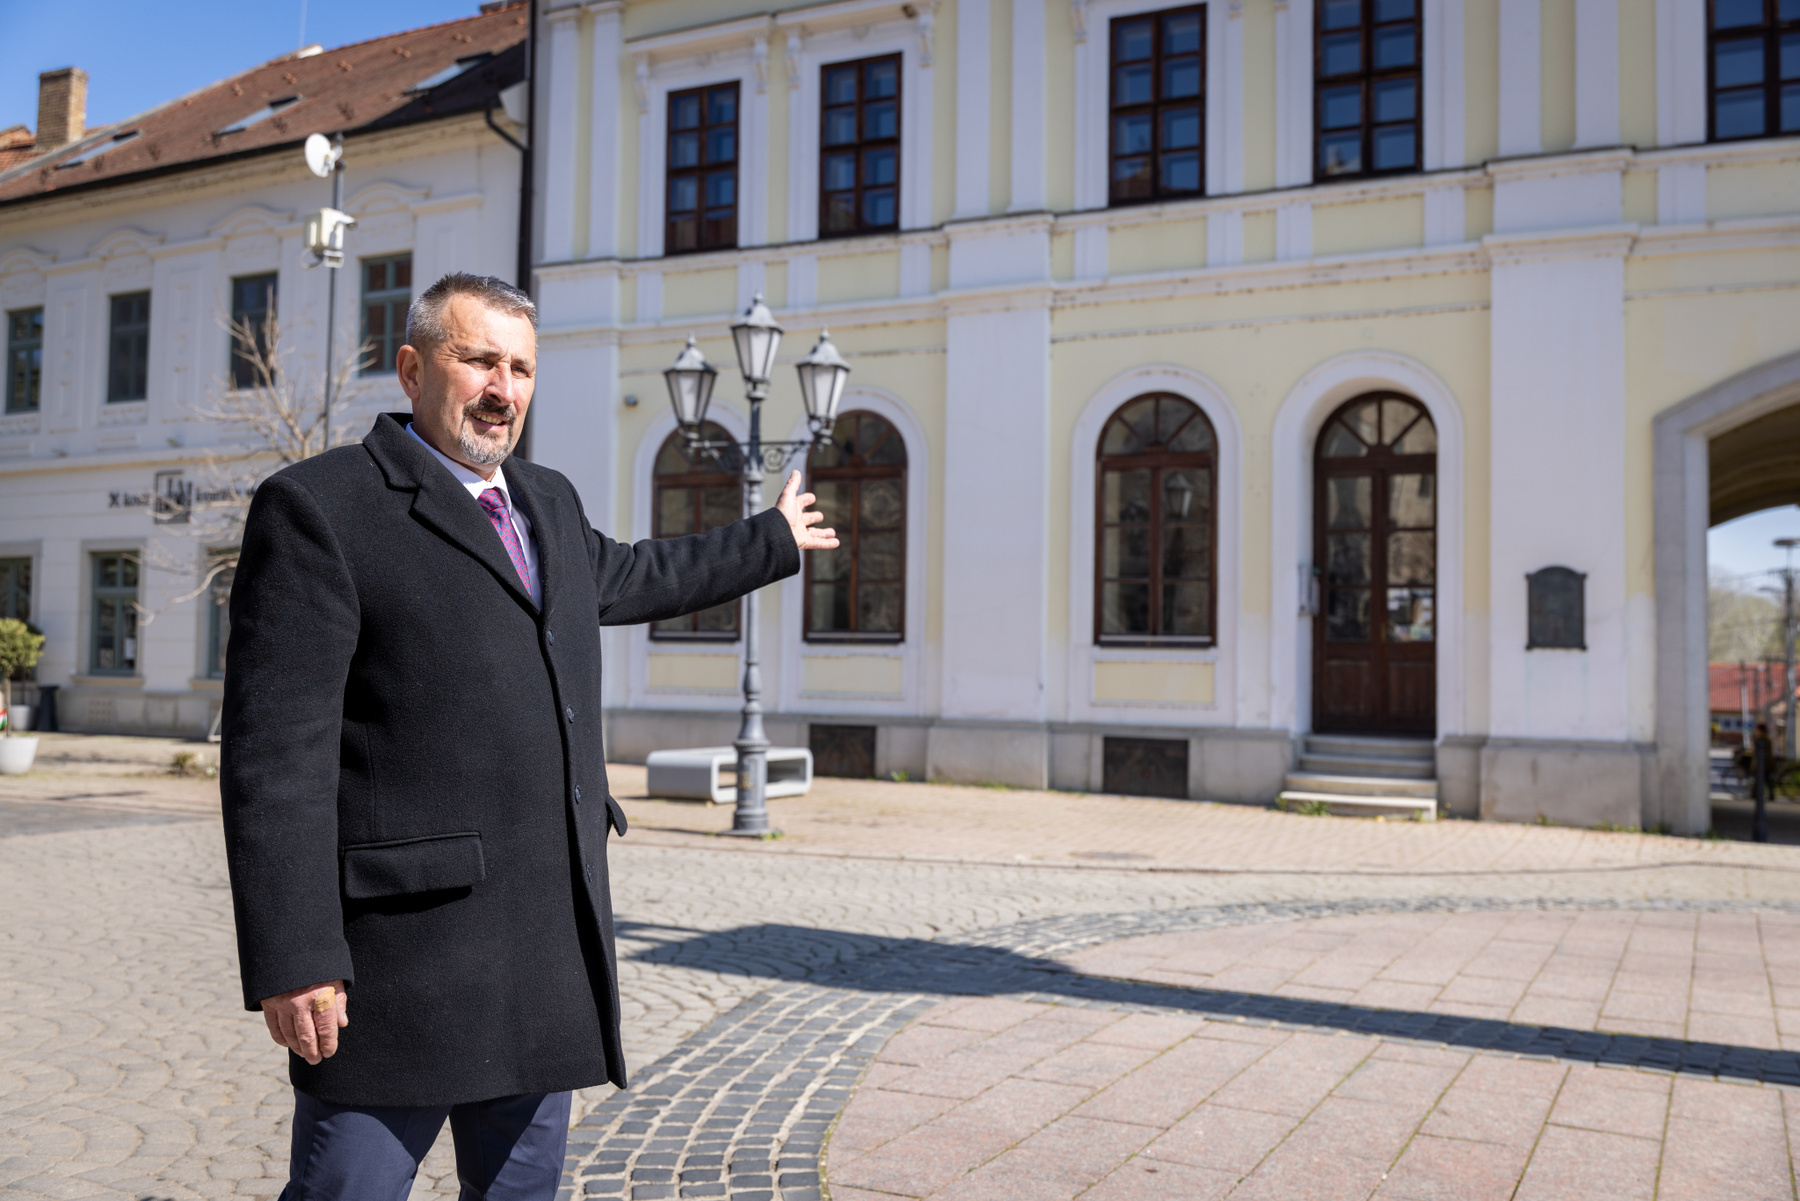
<box><xmin>574</xmin><ymin>785</ymin><xmax>582</xmax><ymax>804</ymax></box>
<box><xmin>584</xmin><ymin>863</ymin><xmax>592</xmax><ymax>881</ymax></box>
<box><xmin>565</xmin><ymin>706</ymin><xmax>575</xmax><ymax>723</ymax></box>
<box><xmin>547</xmin><ymin>629</ymin><xmax>556</xmax><ymax>646</ymax></box>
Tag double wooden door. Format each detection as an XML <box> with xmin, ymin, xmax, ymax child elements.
<box><xmin>1313</xmin><ymin>394</ymin><xmax>1437</xmax><ymax>735</ymax></box>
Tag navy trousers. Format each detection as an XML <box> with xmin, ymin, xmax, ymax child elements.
<box><xmin>279</xmin><ymin>1088</ymin><xmax>571</xmax><ymax>1201</ymax></box>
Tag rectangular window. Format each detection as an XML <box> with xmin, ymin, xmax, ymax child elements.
<box><xmin>1708</xmin><ymin>0</ymin><xmax>1800</xmax><ymax>141</ymax></box>
<box><xmin>1315</xmin><ymin>0</ymin><xmax>1421</xmax><ymax>179</ymax></box>
<box><xmin>820</xmin><ymin>54</ymin><xmax>902</xmax><ymax>237</ymax></box>
<box><xmin>361</xmin><ymin>254</ymin><xmax>413</xmax><ymax>374</ymax></box>
<box><xmin>667</xmin><ymin>84</ymin><xmax>739</xmax><ymax>254</ymax></box>
<box><xmin>228</xmin><ymin>273</ymin><xmax>277</xmax><ymax>391</ymax></box>
<box><xmin>90</xmin><ymin>551</ymin><xmax>139</xmax><ymax>675</ymax></box>
<box><xmin>1109</xmin><ymin>6</ymin><xmax>1206</xmax><ymax>205</ymax></box>
<box><xmin>6</xmin><ymin>307</ymin><xmax>43</xmax><ymax>414</ymax></box>
<box><xmin>0</xmin><ymin>557</ymin><xmax>30</xmax><ymax>623</ymax></box>
<box><xmin>107</xmin><ymin>291</ymin><xmax>151</xmax><ymax>403</ymax></box>
<box><xmin>207</xmin><ymin>555</ymin><xmax>235</xmax><ymax>679</ymax></box>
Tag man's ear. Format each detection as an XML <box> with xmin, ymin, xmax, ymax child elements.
<box><xmin>396</xmin><ymin>345</ymin><xmax>425</xmax><ymax>401</ymax></box>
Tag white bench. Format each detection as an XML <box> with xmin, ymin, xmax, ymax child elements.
<box><xmin>644</xmin><ymin>745</ymin><xmax>814</xmax><ymax>804</ymax></box>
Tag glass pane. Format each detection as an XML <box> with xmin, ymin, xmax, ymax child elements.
<box><xmin>823</xmin><ymin>152</ymin><xmax>857</xmax><ymax>191</ymax></box>
<box><xmin>858</xmin><ymin>583</ymin><xmax>902</xmax><ymax>632</ymax></box>
<box><xmin>1393</xmin><ymin>415</ymin><xmax>1437</xmax><ymax>454</ymax></box>
<box><xmin>1104</xmin><ymin>526</ymin><xmax>1152</xmax><ymax>578</ymax></box>
<box><xmin>394</xmin><ymin>258</ymin><xmax>411</xmax><ymax>288</ymax></box>
<box><xmin>1115</xmin><ymin>63</ymin><xmax>1153</xmax><ymax>105</ymax></box>
<box><xmin>656</xmin><ymin>438</ymin><xmax>693</xmax><ymax>475</ymax></box>
<box><xmin>1161</xmin><ymin>468</ymin><xmax>1208</xmax><ymax>522</ymax></box>
<box><xmin>1374</xmin><ymin>0</ymin><xmax>1416</xmax><ymax>18</ymax></box>
<box><xmin>1160</xmin><ymin>151</ymin><xmax>1201</xmax><ymax>192</ymax></box>
<box><xmin>652</xmin><ymin>615</ymin><xmax>689</xmax><ymax>636</ymax></box>
<box><xmin>1784</xmin><ymin>0</ymin><xmax>1800</xmax><ymax>21</ymax></box>
<box><xmin>1380</xmin><ymin>398</ymin><xmax>1420</xmax><ymax>443</ymax></box>
<box><xmin>1716</xmin><ymin>88</ymin><xmax>1767</xmax><ymax>138</ymax></box>
<box><xmin>1326</xmin><ymin>532</ymin><xmax>1371</xmax><ymax>585</ymax></box>
<box><xmin>1321</xmin><ymin>423</ymin><xmax>1368</xmax><ymax>457</ymax></box>
<box><xmin>1327</xmin><ymin>476</ymin><xmax>1373</xmax><ymax>529</ymax></box>
<box><xmin>1388</xmin><ymin>531</ymin><xmax>1435</xmax><ymax>585</ymax></box>
<box><xmin>1102</xmin><ymin>581</ymin><xmax>1151</xmax><ymax>635</ymax></box>
<box><xmin>823</xmin><ymin>108</ymin><xmax>857</xmax><ymax>146</ymax></box>
<box><xmin>1168</xmin><ymin>411</ymin><xmax>1215</xmax><ymax>453</ymax></box>
<box><xmin>670</xmin><ymin>131</ymin><xmax>700</xmax><ymax>168</ymax></box>
<box><xmin>864</xmin><ymin>146</ymin><xmax>898</xmax><ymax>186</ymax></box>
<box><xmin>1714</xmin><ymin>0</ymin><xmax>1763</xmax><ymax>27</ymax></box>
<box><xmin>863</xmin><ymin>188</ymin><xmax>897</xmax><ymax>227</ymax></box>
<box><xmin>1389</xmin><ymin>473</ymin><xmax>1434</xmax><ymax>527</ymax></box>
<box><xmin>1785</xmin><ymin>34</ymin><xmax>1800</xmax><ymax>79</ymax></box>
<box><xmin>707</xmin><ymin>127</ymin><xmax>736</xmax><ymax>163</ymax></box>
<box><xmin>823</xmin><ymin>193</ymin><xmax>857</xmax><ymax>233</ymax></box>
<box><xmin>1375</xmin><ymin>119</ymin><xmax>1417</xmax><ymax>174</ymax></box>
<box><xmin>1387</xmin><ymin>587</ymin><xmax>1434</xmax><ymax>642</ymax></box>
<box><xmin>1104</xmin><ymin>468</ymin><xmax>1153</xmax><ymax>522</ymax></box>
<box><xmin>668</xmin><ymin>175</ymin><xmax>698</xmax><ymax>213</ymax></box>
<box><xmin>860</xmin><ymin>530</ymin><xmax>902</xmax><ymax>582</ymax></box>
<box><xmin>812</xmin><ymin>545</ymin><xmax>850</xmax><ymax>582</ymax></box>
<box><xmin>1321</xmin><ymin>31</ymin><xmax>1362</xmax><ymax>76</ymax></box>
<box><xmin>657</xmin><ymin>488</ymin><xmax>695</xmax><ymax>537</ymax></box>
<box><xmin>702</xmin><ymin>486</ymin><xmax>739</xmax><ymax>530</ymax></box>
<box><xmin>1320</xmin><ymin>130</ymin><xmax>1362</xmax><ymax>175</ymax></box>
<box><xmin>1326</xmin><ymin>588</ymin><xmax>1371</xmax><ymax>642</ymax></box>
<box><xmin>866</xmin><ymin>59</ymin><xmax>899</xmax><ymax>98</ymax></box>
<box><xmin>862</xmin><ymin>478</ymin><xmax>904</xmax><ymax>528</ymax></box>
<box><xmin>1114</xmin><ymin>18</ymin><xmax>1153</xmax><ymax>61</ymax></box>
<box><xmin>1372</xmin><ymin>77</ymin><xmax>1417</xmax><ymax>123</ymax></box>
<box><xmin>1321</xmin><ymin>85</ymin><xmax>1362</xmax><ymax>130</ymax></box>
<box><xmin>814</xmin><ymin>480</ymin><xmax>851</xmax><ymax>529</ymax></box>
<box><xmin>1163</xmin><ymin>581</ymin><xmax>1210</xmax><ymax>637</ymax></box>
<box><xmin>366</xmin><ymin>262</ymin><xmax>387</xmax><ymax>292</ymax></box>
<box><xmin>705</xmin><ymin>171</ymin><xmax>735</xmax><ymax>207</ymax></box>
<box><xmin>671</xmin><ymin>93</ymin><xmax>702</xmax><ymax>129</ymax></box>
<box><xmin>1372</xmin><ymin>24</ymin><xmax>1416</xmax><ymax>69</ymax></box>
<box><xmin>1163</xmin><ymin>56</ymin><xmax>1201</xmax><ymax>99</ymax></box>
<box><xmin>825</xmin><ymin>66</ymin><xmax>859</xmax><ymax>104</ymax></box>
<box><xmin>1716</xmin><ymin>37</ymin><xmax>1766</xmax><ymax>88</ymax></box>
<box><xmin>121</xmin><ymin>557</ymin><xmax>138</xmax><ymax>586</ymax></box>
<box><xmin>696</xmin><ymin>601</ymin><xmax>737</xmax><ymax>633</ymax></box>
<box><xmin>708</xmin><ymin>87</ymin><xmax>737</xmax><ymax>124</ymax></box>
<box><xmin>1342</xmin><ymin>400</ymin><xmax>1380</xmax><ymax>445</ymax></box>
<box><xmin>1112</xmin><ymin>157</ymin><xmax>1152</xmax><ymax>199</ymax></box>
<box><xmin>864</xmin><ymin>99</ymin><xmax>898</xmax><ymax>140</ymax></box>
<box><xmin>1783</xmin><ymin>83</ymin><xmax>1800</xmax><ymax>132</ymax></box>
<box><xmin>1320</xmin><ymin>0</ymin><xmax>1361</xmax><ymax>30</ymax></box>
<box><xmin>810</xmin><ymin>582</ymin><xmax>849</xmax><ymax>632</ymax></box>
<box><xmin>1165</xmin><ymin>11</ymin><xmax>1202</xmax><ymax>54</ymax></box>
<box><xmin>866</xmin><ymin>421</ymin><xmax>907</xmax><ymax>466</ymax></box>
<box><xmin>668</xmin><ymin>217</ymin><xmax>698</xmax><ymax>254</ymax></box>
<box><xmin>1116</xmin><ymin>113</ymin><xmax>1153</xmax><ymax>154</ymax></box>
<box><xmin>1161</xmin><ymin>525</ymin><xmax>1210</xmax><ymax>580</ymax></box>
<box><xmin>1162</xmin><ymin>106</ymin><xmax>1201</xmax><ymax>150</ymax></box>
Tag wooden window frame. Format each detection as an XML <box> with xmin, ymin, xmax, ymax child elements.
<box><xmin>666</xmin><ymin>82</ymin><xmax>741</xmax><ymax>255</ymax></box>
<box><xmin>6</xmin><ymin>307</ymin><xmax>42</xmax><ymax>414</ymax></box>
<box><xmin>228</xmin><ymin>273</ymin><xmax>278</xmax><ymax>391</ymax></box>
<box><xmin>650</xmin><ymin>425</ymin><xmax>743</xmax><ymax>641</ymax></box>
<box><xmin>819</xmin><ymin>53</ymin><xmax>903</xmax><ymax>239</ymax></box>
<box><xmin>803</xmin><ymin>411</ymin><xmax>907</xmax><ymax>643</ymax></box>
<box><xmin>1107</xmin><ymin>4</ymin><xmax>1207</xmax><ymax>207</ymax></box>
<box><xmin>89</xmin><ymin>551</ymin><xmax>140</xmax><ymax>676</ymax></box>
<box><xmin>1707</xmin><ymin>0</ymin><xmax>1800</xmax><ymax>142</ymax></box>
<box><xmin>107</xmin><ymin>291</ymin><xmax>151</xmax><ymax>403</ymax></box>
<box><xmin>1094</xmin><ymin>394</ymin><xmax>1219</xmax><ymax>647</ymax></box>
<box><xmin>0</xmin><ymin>557</ymin><xmax>30</xmax><ymax>623</ymax></box>
<box><xmin>359</xmin><ymin>253</ymin><xmax>413</xmax><ymax>375</ymax></box>
<box><xmin>1314</xmin><ymin>0</ymin><xmax>1423</xmax><ymax>181</ymax></box>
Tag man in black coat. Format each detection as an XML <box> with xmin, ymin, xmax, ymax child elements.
<box><xmin>221</xmin><ymin>273</ymin><xmax>835</xmax><ymax>1199</ymax></box>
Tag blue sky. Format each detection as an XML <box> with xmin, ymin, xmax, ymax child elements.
<box><xmin>1711</xmin><ymin>506</ymin><xmax>1800</xmax><ymax>586</ymax></box>
<box><xmin>2</xmin><ymin>0</ymin><xmax>485</xmax><ymax>135</ymax></box>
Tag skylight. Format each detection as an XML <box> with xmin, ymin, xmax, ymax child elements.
<box><xmin>407</xmin><ymin>54</ymin><xmax>493</xmax><ymax>94</ymax></box>
<box><xmin>54</xmin><ymin>130</ymin><xmax>140</xmax><ymax>169</ymax></box>
<box><xmin>218</xmin><ymin>96</ymin><xmax>300</xmax><ymax>135</ymax></box>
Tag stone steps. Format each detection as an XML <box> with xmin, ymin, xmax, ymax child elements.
<box><xmin>1279</xmin><ymin>735</ymin><xmax>1438</xmax><ymax>821</ymax></box>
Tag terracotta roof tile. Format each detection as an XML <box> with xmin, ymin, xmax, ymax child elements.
<box><xmin>0</xmin><ymin>3</ymin><xmax>528</xmax><ymax>206</ymax></box>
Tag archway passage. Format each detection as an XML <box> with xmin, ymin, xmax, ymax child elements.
<box><xmin>1711</xmin><ymin>402</ymin><xmax>1800</xmax><ymax>525</ymax></box>
<box><xmin>1313</xmin><ymin>393</ymin><xmax>1437</xmax><ymax>735</ymax></box>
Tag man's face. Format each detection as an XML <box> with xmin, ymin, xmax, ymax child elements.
<box><xmin>396</xmin><ymin>293</ymin><xmax>537</xmax><ymax>476</ymax></box>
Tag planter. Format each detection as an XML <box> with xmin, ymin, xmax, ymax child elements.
<box><xmin>7</xmin><ymin>704</ymin><xmax>31</xmax><ymax>732</ymax></box>
<box><xmin>0</xmin><ymin>736</ymin><xmax>38</xmax><ymax>775</ymax></box>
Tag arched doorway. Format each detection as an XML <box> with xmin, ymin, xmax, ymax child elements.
<box><xmin>1313</xmin><ymin>392</ymin><xmax>1437</xmax><ymax>734</ymax></box>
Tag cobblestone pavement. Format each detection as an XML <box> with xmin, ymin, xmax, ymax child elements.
<box><xmin>4</xmin><ymin>746</ymin><xmax>1800</xmax><ymax>1200</ymax></box>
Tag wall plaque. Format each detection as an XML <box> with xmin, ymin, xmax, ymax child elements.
<box><xmin>1527</xmin><ymin>566</ymin><xmax>1585</xmax><ymax>650</ymax></box>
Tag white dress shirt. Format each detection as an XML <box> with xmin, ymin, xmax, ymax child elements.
<box><xmin>408</xmin><ymin>421</ymin><xmax>541</xmax><ymax>605</ymax></box>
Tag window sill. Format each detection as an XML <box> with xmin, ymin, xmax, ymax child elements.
<box><xmin>70</xmin><ymin>674</ymin><xmax>144</xmax><ymax>689</ymax></box>
<box><xmin>187</xmin><ymin>677</ymin><xmax>225</xmax><ymax>692</ymax></box>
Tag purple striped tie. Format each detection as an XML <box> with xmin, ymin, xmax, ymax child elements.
<box><xmin>477</xmin><ymin>488</ymin><xmax>532</xmax><ymax>593</ymax></box>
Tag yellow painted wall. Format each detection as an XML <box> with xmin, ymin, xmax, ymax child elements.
<box><xmin>662</xmin><ymin>267</ymin><xmax>739</xmax><ymax>318</ymax></box>
<box><xmin>1541</xmin><ymin>0</ymin><xmax>1577</xmax><ymax>154</ymax></box>
<box><xmin>1093</xmin><ymin>660</ymin><xmax>1215</xmax><ymax>704</ymax></box>
<box><xmin>1240</xmin><ymin>1</ymin><xmax>1276</xmax><ymax>192</ymax></box>
<box><xmin>816</xmin><ymin>250</ymin><xmax>901</xmax><ymax>305</ymax></box>
<box><xmin>1464</xmin><ymin>0</ymin><xmax>1499</xmax><ymax>164</ymax></box>
<box><xmin>802</xmin><ymin>655</ymin><xmax>905</xmax><ymax>695</ymax></box>
<box><xmin>1619</xmin><ymin>0</ymin><xmax>1657</xmax><ymax>148</ymax></box>
<box><xmin>1313</xmin><ymin>196</ymin><xmax>1423</xmax><ymax>258</ymax></box>
<box><xmin>647</xmin><ymin>653</ymin><xmax>740</xmax><ymax>690</ymax></box>
<box><xmin>1708</xmin><ymin>159</ymin><xmax>1800</xmax><ymax>222</ymax></box>
<box><xmin>1109</xmin><ymin>217</ymin><xmax>1206</xmax><ymax>275</ymax></box>
<box><xmin>989</xmin><ymin>0</ymin><xmax>1013</xmax><ymax>214</ymax></box>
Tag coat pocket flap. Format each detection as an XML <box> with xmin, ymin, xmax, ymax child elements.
<box><xmin>342</xmin><ymin>832</ymin><xmax>485</xmax><ymax>899</ymax></box>
<box><xmin>604</xmin><ymin>796</ymin><xmax>628</xmax><ymax>837</ymax></box>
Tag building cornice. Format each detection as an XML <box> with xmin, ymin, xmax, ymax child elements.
<box><xmin>1483</xmin><ymin>224</ymin><xmax>1640</xmax><ymax>264</ymax></box>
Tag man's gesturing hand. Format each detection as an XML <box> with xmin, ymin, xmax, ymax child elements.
<box><xmin>775</xmin><ymin>471</ymin><xmax>839</xmax><ymax>551</ymax></box>
<box><xmin>261</xmin><ymin>981</ymin><xmax>347</xmax><ymax>1065</ymax></box>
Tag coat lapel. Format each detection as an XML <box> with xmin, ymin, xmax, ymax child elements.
<box><xmin>364</xmin><ymin>413</ymin><xmax>539</xmax><ymax>614</ymax></box>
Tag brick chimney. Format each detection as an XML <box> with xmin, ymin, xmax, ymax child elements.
<box><xmin>37</xmin><ymin>67</ymin><xmax>88</xmax><ymax>154</ymax></box>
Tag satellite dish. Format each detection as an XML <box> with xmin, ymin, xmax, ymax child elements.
<box><xmin>303</xmin><ymin>132</ymin><xmax>339</xmax><ymax>178</ymax></box>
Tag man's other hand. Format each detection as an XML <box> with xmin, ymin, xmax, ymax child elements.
<box><xmin>776</xmin><ymin>471</ymin><xmax>839</xmax><ymax>551</ymax></box>
<box><xmin>261</xmin><ymin>981</ymin><xmax>348</xmax><ymax>1065</ymax></box>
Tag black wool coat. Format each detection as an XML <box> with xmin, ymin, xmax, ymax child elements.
<box><xmin>220</xmin><ymin>412</ymin><xmax>798</xmax><ymax>1107</ymax></box>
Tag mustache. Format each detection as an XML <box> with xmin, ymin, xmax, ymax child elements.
<box><xmin>462</xmin><ymin>398</ymin><xmax>515</xmax><ymax>427</ymax></box>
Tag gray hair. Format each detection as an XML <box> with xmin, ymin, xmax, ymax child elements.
<box><xmin>405</xmin><ymin>272</ymin><xmax>537</xmax><ymax>352</ymax></box>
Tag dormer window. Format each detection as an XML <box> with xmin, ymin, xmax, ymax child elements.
<box><xmin>218</xmin><ymin>96</ymin><xmax>300</xmax><ymax>135</ymax></box>
<box><xmin>408</xmin><ymin>54</ymin><xmax>494</xmax><ymax>94</ymax></box>
<box><xmin>53</xmin><ymin>130</ymin><xmax>139</xmax><ymax>170</ymax></box>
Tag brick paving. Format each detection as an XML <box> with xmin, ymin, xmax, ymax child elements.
<box><xmin>4</xmin><ymin>740</ymin><xmax>1800</xmax><ymax>1200</ymax></box>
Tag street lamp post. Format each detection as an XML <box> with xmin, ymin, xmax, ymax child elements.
<box><xmin>663</xmin><ymin>296</ymin><xmax>851</xmax><ymax>837</ymax></box>
<box><xmin>302</xmin><ymin>133</ymin><xmax>355</xmax><ymax>452</ymax></box>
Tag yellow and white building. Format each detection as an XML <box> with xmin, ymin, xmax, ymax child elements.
<box><xmin>516</xmin><ymin>0</ymin><xmax>1800</xmax><ymax>832</ymax></box>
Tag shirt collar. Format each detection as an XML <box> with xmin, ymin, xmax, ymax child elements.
<box><xmin>407</xmin><ymin>418</ymin><xmax>510</xmax><ymax>498</ymax></box>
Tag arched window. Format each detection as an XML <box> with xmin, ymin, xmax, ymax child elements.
<box><xmin>1096</xmin><ymin>394</ymin><xmax>1217</xmax><ymax>644</ymax></box>
<box><xmin>651</xmin><ymin>423</ymin><xmax>743</xmax><ymax>640</ymax></box>
<box><xmin>805</xmin><ymin>410</ymin><xmax>907</xmax><ymax>641</ymax></box>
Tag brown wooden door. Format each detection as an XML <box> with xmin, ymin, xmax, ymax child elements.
<box><xmin>1313</xmin><ymin>394</ymin><xmax>1437</xmax><ymax>735</ymax></box>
